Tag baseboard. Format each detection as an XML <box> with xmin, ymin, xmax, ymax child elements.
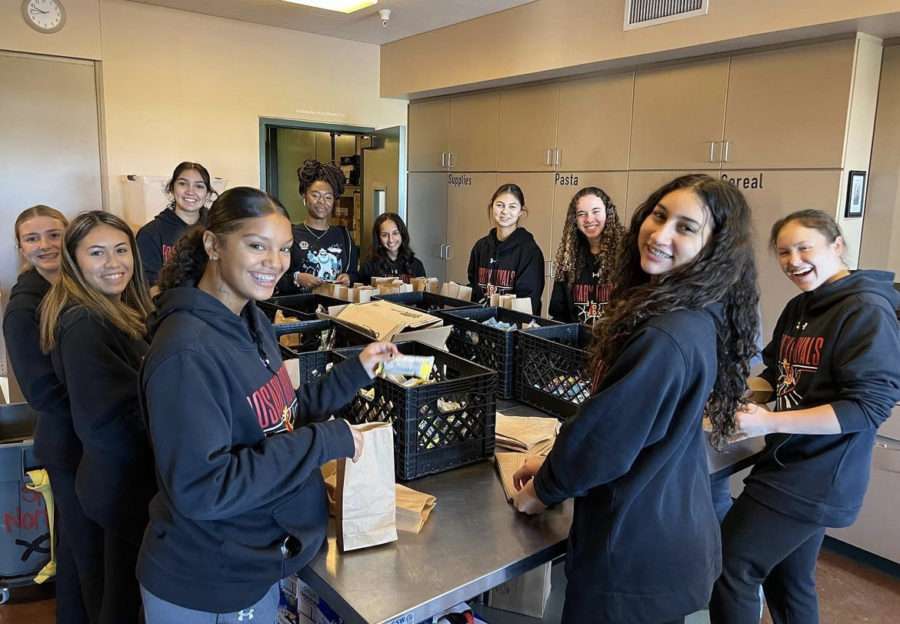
<box><xmin>822</xmin><ymin>536</ymin><xmax>900</xmax><ymax>579</ymax></box>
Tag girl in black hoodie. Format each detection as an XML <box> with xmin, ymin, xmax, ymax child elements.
<box><xmin>467</xmin><ymin>183</ymin><xmax>545</xmax><ymax>315</ymax></box>
<box><xmin>39</xmin><ymin>211</ymin><xmax>157</xmax><ymax>624</ymax></box>
<box><xmin>136</xmin><ymin>161</ymin><xmax>215</xmax><ymax>294</ymax></box>
<box><xmin>3</xmin><ymin>205</ymin><xmax>104</xmax><ymax>624</ymax></box>
<box><xmin>513</xmin><ymin>175</ymin><xmax>760</xmax><ymax>624</ymax></box>
<box><xmin>549</xmin><ymin>187</ymin><xmax>625</xmax><ymax>324</ymax></box>
<box><xmin>136</xmin><ymin>187</ymin><xmax>397</xmax><ymax>623</ymax></box>
<box><xmin>358</xmin><ymin>212</ymin><xmax>426</xmax><ymax>285</ymax></box>
<box><xmin>710</xmin><ymin>210</ymin><xmax>900</xmax><ymax>624</ymax></box>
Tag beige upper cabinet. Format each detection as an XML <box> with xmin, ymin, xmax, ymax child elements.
<box><xmin>445</xmin><ymin>172</ymin><xmax>498</xmax><ymax>283</ymax></box>
<box><xmin>722</xmin><ymin>39</ymin><xmax>856</xmax><ymax>169</ymax></box>
<box><xmin>408</xmin><ymin>99</ymin><xmax>450</xmax><ymax>172</ymax></box>
<box><xmin>556</xmin><ymin>74</ymin><xmax>634</xmax><ymax>171</ymax></box>
<box><xmin>449</xmin><ymin>92</ymin><xmax>499</xmax><ymax>172</ymax></box>
<box><xmin>630</xmin><ymin>58</ymin><xmax>730</xmax><ymax>171</ymax></box>
<box><xmin>498</xmin><ymin>84</ymin><xmax>560</xmax><ymax>171</ymax></box>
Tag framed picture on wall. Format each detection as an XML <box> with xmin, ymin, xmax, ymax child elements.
<box><xmin>844</xmin><ymin>170</ymin><xmax>866</xmax><ymax>218</ymax></box>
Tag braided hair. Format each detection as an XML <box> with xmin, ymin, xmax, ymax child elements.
<box><xmin>553</xmin><ymin>187</ymin><xmax>624</xmax><ymax>287</ymax></box>
<box><xmin>297</xmin><ymin>158</ymin><xmax>345</xmax><ymax>198</ymax></box>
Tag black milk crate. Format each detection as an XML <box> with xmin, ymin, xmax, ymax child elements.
<box><xmin>441</xmin><ymin>307</ymin><xmax>560</xmax><ymax>399</ymax></box>
<box><xmin>516</xmin><ymin>324</ymin><xmax>593</xmax><ymax>419</ymax></box>
<box><xmin>373</xmin><ymin>291</ymin><xmax>479</xmax><ymax>316</ymax></box>
<box><xmin>257</xmin><ymin>293</ymin><xmax>345</xmax><ymax>323</ymax></box>
<box><xmin>333</xmin><ymin>341</ymin><xmax>496</xmax><ymax>481</ymax></box>
<box><xmin>278</xmin><ymin>319</ymin><xmax>371</xmax><ymax>384</ymax></box>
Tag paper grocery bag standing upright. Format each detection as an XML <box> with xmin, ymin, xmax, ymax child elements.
<box><xmin>335</xmin><ymin>422</ymin><xmax>398</xmax><ymax>551</ymax></box>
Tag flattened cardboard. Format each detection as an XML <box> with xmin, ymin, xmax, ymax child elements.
<box><xmin>317</xmin><ymin>300</ymin><xmax>442</xmax><ymax>342</ymax></box>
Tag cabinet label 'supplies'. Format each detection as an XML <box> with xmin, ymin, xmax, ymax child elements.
<box><xmin>448</xmin><ymin>173</ymin><xmax>472</xmax><ymax>187</ymax></box>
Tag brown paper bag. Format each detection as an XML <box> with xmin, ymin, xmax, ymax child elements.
<box><xmin>495</xmin><ymin>452</ymin><xmax>534</xmax><ymax>502</ymax></box>
<box><xmin>395</xmin><ymin>484</ymin><xmax>437</xmax><ymax>533</ymax></box>
<box><xmin>335</xmin><ymin>422</ymin><xmax>398</xmax><ymax>551</ymax></box>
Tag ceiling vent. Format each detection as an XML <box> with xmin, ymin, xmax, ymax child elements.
<box><xmin>624</xmin><ymin>0</ymin><xmax>709</xmax><ymax>31</ymax></box>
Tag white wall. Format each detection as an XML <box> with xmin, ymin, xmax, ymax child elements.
<box><xmin>1</xmin><ymin>0</ymin><xmax>407</xmax><ymax>222</ymax></box>
<box><xmin>99</xmin><ymin>0</ymin><xmax>406</xmax><ymax>218</ymax></box>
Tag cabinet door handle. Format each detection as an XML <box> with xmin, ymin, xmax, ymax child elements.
<box><xmin>546</xmin><ymin>260</ymin><xmax>554</xmax><ymax>278</ymax></box>
<box><xmin>448</xmin><ymin>152</ymin><xmax>455</xmax><ymax>168</ymax></box>
<box><xmin>445</xmin><ymin>245</ymin><xmax>452</xmax><ymax>260</ymax></box>
<box><xmin>439</xmin><ymin>244</ymin><xmax>446</xmax><ymax>259</ymax></box>
<box><xmin>723</xmin><ymin>140</ymin><xmax>732</xmax><ymax>163</ymax></box>
<box><xmin>709</xmin><ymin>141</ymin><xmax>718</xmax><ymax>163</ymax></box>
<box><xmin>545</xmin><ymin>148</ymin><xmax>552</xmax><ymax>166</ymax></box>
<box><xmin>554</xmin><ymin>148</ymin><xmax>561</xmax><ymax>166</ymax></box>
<box><xmin>441</xmin><ymin>152</ymin><xmax>447</xmax><ymax>168</ymax></box>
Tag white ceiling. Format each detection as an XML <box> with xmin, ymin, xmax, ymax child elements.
<box><xmin>128</xmin><ymin>0</ymin><xmax>536</xmax><ymax>45</ymax></box>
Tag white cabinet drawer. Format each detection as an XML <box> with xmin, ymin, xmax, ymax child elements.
<box><xmin>827</xmin><ymin>437</ymin><xmax>900</xmax><ymax>563</ymax></box>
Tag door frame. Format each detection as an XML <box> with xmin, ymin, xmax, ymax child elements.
<box><xmin>258</xmin><ymin>117</ymin><xmax>376</xmax><ymax>191</ymax></box>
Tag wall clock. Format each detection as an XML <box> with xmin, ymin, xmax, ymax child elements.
<box><xmin>22</xmin><ymin>0</ymin><xmax>67</xmax><ymax>34</ymax></box>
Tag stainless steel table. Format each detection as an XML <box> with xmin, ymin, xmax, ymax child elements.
<box><xmin>300</xmin><ymin>401</ymin><xmax>765</xmax><ymax>624</ymax></box>
<box><xmin>300</xmin><ymin>460</ymin><xmax>573</xmax><ymax>624</ymax></box>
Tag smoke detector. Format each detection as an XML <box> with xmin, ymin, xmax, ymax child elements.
<box><xmin>378</xmin><ymin>8</ymin><xmax>391</xmax><ymax>27</ymax></box>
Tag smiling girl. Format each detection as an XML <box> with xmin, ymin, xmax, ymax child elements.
<box><xmin>710</xmin><ymin>210</ymin><xmax>900</xmax><ymax>624</ymax></box>
<box><xmin>136</xmin><ymin>187</ymin><xmax>396</xmax><ymax>623</ymax></box>
<box><xmin>275</xmin><ymin>159</ymin><xmax>359</xmax><ymax>294</ymax></box>
<box><xmin>4</xmin><ymin>206</ymin><xmax>105</xmax><ymax>624</ymax></box>
<box><xmin>549</xmin><ymin>187</ymin><xmax>625</xmax><ymax>324</ymax></box>
<box><xmin>467</xmin><ymin>183</ymin><xmax>545</xmax><ymax>314</ymax></box>
<box><xmin>358</xmin><ymin>212</ymin><xmax>426</xmax><ymax>285</ymax></box>
<box><xmin>136</xmin><ymin>161</ymin><xmax>215</xmax><ymax>293</ymax></box>
<box><xmin>513</xmin><ymin>174</ymin><xmax>759</xmax><ymax>624</ymax></box>
<box><xmin>40</xmin><ymin>211</ymin><xmax>156</xmax><ymax>623</ymax></box>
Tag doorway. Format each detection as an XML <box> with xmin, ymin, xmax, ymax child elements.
<box><xmin>259</xmin><ymin>119</ymin><xmax>405</xmax><ymax>266</ymax></box>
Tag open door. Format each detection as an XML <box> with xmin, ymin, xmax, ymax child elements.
<box><xmin>360</xmin><ymin>126</ymin><xmax>406</xmax><ymax>265</ymax></box>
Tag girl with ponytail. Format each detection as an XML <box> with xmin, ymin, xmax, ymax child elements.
<box><xmin>137</xmin><ymin>187</ymin><xmax>397</xmax><ymax>623</ymax></box>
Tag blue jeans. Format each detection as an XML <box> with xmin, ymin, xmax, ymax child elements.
<box><xmin>140</xmin><ymin>582</ymin><xmax>279</xmax><ymax>624</ymax></box>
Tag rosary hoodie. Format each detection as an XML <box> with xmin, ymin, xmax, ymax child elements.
<box><xmin>467</xmin><ymin>228</ymin><xmax>545</xmax><ymax>315</ymax></box>
<box><xmin>2</xmin><ymin>269</ymin><xmax>80</xmax><ymax>470</ymax></box>
<box><xmin>137</xmin><ymin>286</ymin><xmax>368</xmax><ymax>613</ymax></box>
<box><xmin>136</xmin><ymin>208</ymin><xmax>205</xmax><ymax>286</ymax></box>
<box><xmin>534</xmin><ymin>304</ymin><xmax>723</xmax><ymax>623</ymax></box>
<box><xmin>745</xmin><ymin>269</ymin><xmax>900</xmax><ymax>527</ymax></box>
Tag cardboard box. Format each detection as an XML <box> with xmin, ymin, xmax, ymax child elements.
<box><xmin>488</xmin><ymin>562</ymin><xmax>552</xmax><ymax>618</ymax></box>
<box><xmin>317</xmin><ymin>300</ymin><xmax>442</xmax><ymax>342</ymax></box>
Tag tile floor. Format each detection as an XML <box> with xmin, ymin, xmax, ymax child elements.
<box><xmin>1</xmin><ymin>545</ymin><xmax>897</xmax><ymax>623</ymax></box>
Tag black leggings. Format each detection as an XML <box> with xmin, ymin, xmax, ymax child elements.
<box><xmin>47</xmin><ymin>466</ymin><xmax>105</xmax><ymax>624</ymax></box>
<box><xmin>710</xmin><ymin>493</ymin><xmax>825</xmax><ymax>624</ymax></box>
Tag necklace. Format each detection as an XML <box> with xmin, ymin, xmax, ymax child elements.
<box><xmin>302</xmin><ymin>222</ymin><xmax>328</xmax><ymax>241</ymax></box>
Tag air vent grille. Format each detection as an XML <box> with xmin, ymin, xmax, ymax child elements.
<box><xmin>624</xmin><ymin>0</ymin><xmax>709</xmax><ymax>31</ymax></box>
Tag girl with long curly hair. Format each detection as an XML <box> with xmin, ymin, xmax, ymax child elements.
<box><xmin>549</xmin><ymin>187</ymin><xmax>625</xmax><ymax>323</ymax></box>
<box><xmin>512</xmin><ymin>174</ymin><xmax>760</xmax><ymax>624</ymax></box>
